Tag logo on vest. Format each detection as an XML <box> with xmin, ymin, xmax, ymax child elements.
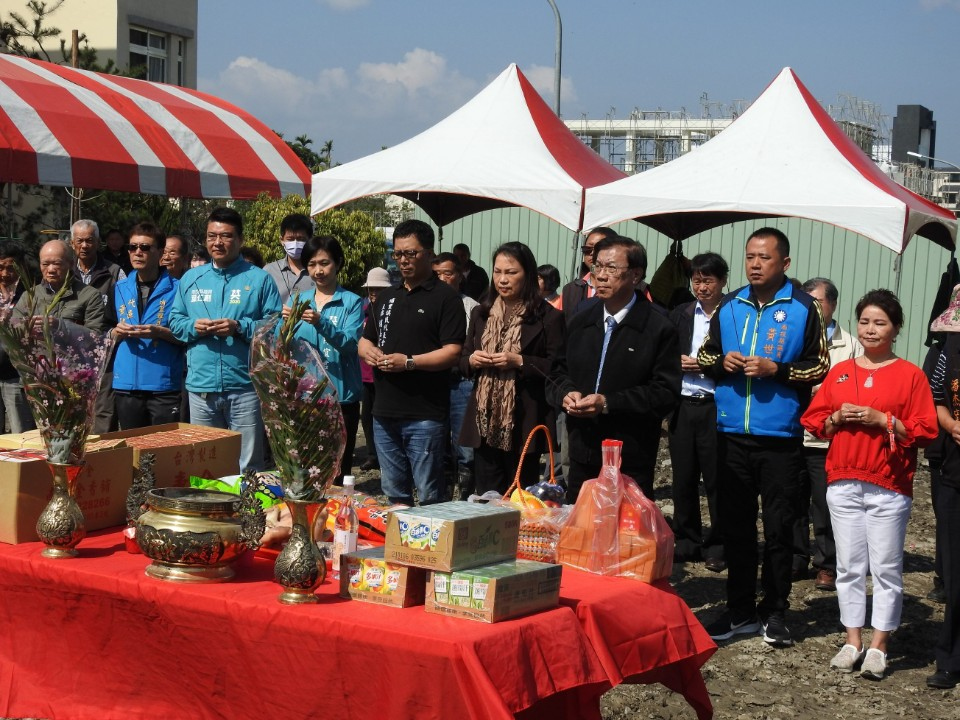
<box><xmin>773</xmin><ymin>309</ymin><xmax>787</xmax><ymax>323</ymax></box>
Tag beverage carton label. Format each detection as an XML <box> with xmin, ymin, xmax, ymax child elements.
<box><xmin>407</xmin><ymin>519</ymin><xmax>432</xmax><ymax>550</ymax></box>
<box><xmin>347</xmin><ymin>558</ymin><xmax>365</xmax><ymax>590</ymax></box>
<box><xmin>385</xmin><ymin>569</ymin><xmax>401</xmax><ymax>593</ymax></box>
<box><xmin>363</xmin><ymin>562</ymin><xmax>385</xmax><ymax>592</ymax></box>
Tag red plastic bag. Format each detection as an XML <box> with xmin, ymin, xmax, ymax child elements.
<box><xmin>557</xmin><ymin>439</ymin><xmax>674</xmax><ymax>582</ymax></box>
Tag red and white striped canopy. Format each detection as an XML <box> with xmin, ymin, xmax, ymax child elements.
<box><xmin>0</xmin><ymin>54</ymin><xmax>310</xmax><ymax>199</ymax></box>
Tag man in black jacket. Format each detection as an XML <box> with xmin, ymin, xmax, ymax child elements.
<box><xmin>668</xmin><ymin>252</ymin><xmax>729</xmax><ymax>571</ymax></box>
<box><xmin>72</xmin><ymin>219</ymin><xmax>124</xmax><ymax>433</ymax></box>
<box><xmin>549</xmin><ymin>236</ymin><xmax>681</xmax><ymax>502</ymax></box>
<box><xmin>452</xmin><ymin>243</ymin><xmax>489</xmax><ymax>302</ymax></box>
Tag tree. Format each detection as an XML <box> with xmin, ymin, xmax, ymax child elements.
<box><xmin>241</xmin><ymin>193</ymin><xmax>387</xmax><ymax>293</ymax></box>
<box><xmin>278</xmin><ymin>133</ymin><xmax>333</xmax><ymax>174</ymax></box>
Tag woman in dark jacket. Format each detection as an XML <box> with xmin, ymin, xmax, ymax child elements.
<box><xmin>459</xmin><ymin>242</ymin><xmax>565</xmax><ymax>495</ymax></box>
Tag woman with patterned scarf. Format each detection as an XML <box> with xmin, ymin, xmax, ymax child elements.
<box><xmin>459</xmin><ymin>242</ymin><xmax>565</xmax><ymax>495</ymax></box>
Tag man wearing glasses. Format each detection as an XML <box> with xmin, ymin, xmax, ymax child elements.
<box><xmin>549</xmin><ymin>235</ymin><xmax>681</xmax><ymax>503</ymax></box>
<box><xmin>559</xmin><ymin>226</ymin><xmax>616</xmax><ymax>323</ymax></box>
<box><xmin>170</xmin><ymin>208</ymin><xmax>282</xmax><ymax>473</ymax></box>
<box><xmin>359</xmin><ymin>220</ymin><xmax>466</xmax><ymax>506</ymax></box>
<box><xmin>265</xmin><ymin>213</ymin><xmax>315</xmax><ymax>304</ymax></box>
<box><xmin>112</xmin><ymin>222</ymin><xmax>184</xmax><ymax>430</ymax></box>
<box><xmin>668</xmin><ymin>252</ymin><xmax>729</xmax><ymax>572</ymax></box>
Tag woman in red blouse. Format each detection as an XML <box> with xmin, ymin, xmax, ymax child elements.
<box><xmin>801</xmin><ymin>289</ymin><xmax>937</xmax><ymax>681</ymax></box>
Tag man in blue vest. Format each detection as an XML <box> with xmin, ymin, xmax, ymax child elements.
<box><xmin>112</xmin><ymin>222</ymin><xmax>184</xmax><ymax>430</ymax></box>
<box><xmin>170</xmin><ymin>208</ymin><xmax>282</xmax><ymax>473</ymax></box>
<box><xmin>698</xmin><ymin>227</ymin><xmax>829</xmax><ymax>648</ymax></box>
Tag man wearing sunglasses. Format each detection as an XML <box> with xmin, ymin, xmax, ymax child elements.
<box><xmin>112</xmin><ymin>223</ymin><xmax>184</xmax><ymax>430</ymax></box>
<box><xmin>359</xmin><ymin>219</ymin><xmax>466</xmax><ymax>506</ymax></box>
<box><xmin>560</xmin><ymin>226</ymin><xmax>616</xmax><ymax>323</ymax></box>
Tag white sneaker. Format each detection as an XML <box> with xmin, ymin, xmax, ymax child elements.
<box><xmin>860</xmin><ymin>648</ymin><xmax>887</xmax><ymax>680</ymax></box>
<box><xmin>830</xmin><ymin>644</ymin><xmax>865</xmax><ymax>673</ymax></box>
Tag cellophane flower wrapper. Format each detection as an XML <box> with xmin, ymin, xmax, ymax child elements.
<box><xmin>250</xmin><ymin>312</ymin><xmax>345</xmax><ymax>504</ymax></box>
<box><xmin>0</xmin><ymin>307</ymin><xmax>113</xmax><ymax>466</ymax></box>
<box><xmin>557</xmin><ymin>439</ymin><xmax>674</xmax><ymax>582</ymax></box>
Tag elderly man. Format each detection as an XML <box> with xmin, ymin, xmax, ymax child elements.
<box><xmin>161</xmin><ymin>235</ymin><xmax>190</xmax><ymax>280</ymax></box>
<box><xmin>112</xmin><ymin>222</ymin><xmax>184</xmax><ymax>430</ymax></box>
<box><xmin>264</xmin><ymin>213</ymin><xmax>315</xmax><ymax>304</ymax></box>
<box><xmin>359</xmin><ymin>220</ymin><xmax>466</xmax><ymax>506</ymax></box>
<box><xmin>169</xmin><ymin>208</ymin><xmax>281</xmax><ymax>473</ymax></box>
<box><xmin>72</xmin><ymin>219</ymin><xmax>124</xmax><ymax>432</ymax></box>
<box><xmin>16</xmin><ymin>240</ymin><xmax>105</xmax><ymax>331</ymax></box>
<box><xmin>792</xmin><ymin>277</ymin><xmax>863</xmax><ymax>590</ymax></box>
<box><xmin>549</xmin><ymin>235</ymin><xmax>681</xmax><ymax>503</ymax></box>
<box><xmin>698</xmin><ymin>227</ymin><xmax>829</xmax><ymax>648</ymax></box>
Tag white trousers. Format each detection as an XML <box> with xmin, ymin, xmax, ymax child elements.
<box><xmin>827</xmin><ymin>480</ymin><xmax>912</xmax><ymax>632</ymax></box>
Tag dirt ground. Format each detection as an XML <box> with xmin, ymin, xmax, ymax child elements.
<box><xmin>353</xmin><ymin>437</ymin><xmax>957</xmax><ymax>720</ymax></box>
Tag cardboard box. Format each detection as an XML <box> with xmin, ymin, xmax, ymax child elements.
<box><xmin>339</xmin><ymin>546</ymin><xmax>427</xmax><ymax>608</ymax></box>
<box><xmin>95</xmin><ymin>423</ymin><xmax>241</xmax><ymax>488</ymax></box>
<box><xmin>384</xmin><ymin>501</ymin><xmax>520</xmax><ymax>572</ymax></box>
<box><xmin>0</xmin><ymin>442</ymin><xmax>135</xmax><ymax>544</ymax></box>
<box><xmin>425</xmin><ymin>559</ymin><xmax>562</xmax><ymax>623</ymax></box>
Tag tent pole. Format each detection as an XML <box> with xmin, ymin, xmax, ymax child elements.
<box><xmin>568</xmin><ymin>228</ymin><xmax>581</xmax><ymax>282</ymax></box>
<box><xmin>893</xmin><ymin>254</ymin><xmax>902</xmax><ymax>297</ymax></box>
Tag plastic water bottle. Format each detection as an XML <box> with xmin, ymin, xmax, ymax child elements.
<box><xmin>333</xmin><ymin>475</ymin><xmax>359</xmax><ymax>573</ymax></box>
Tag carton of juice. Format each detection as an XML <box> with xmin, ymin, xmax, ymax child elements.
<box><xmin>433</xmin><ymin>572</ymin><xmax>450</xmax><ymax>604</ymax></box>
<box><xmin>363</xmin><ymin>558</ymin><xmax>386</xmax><ymax>593</ymax></box>
<box><xmin>346</xmin><ymin>556</ymin><xmax>366</xmax><ymax>592</ymax></box>
<box><xmin>385</xmin><ymin>568</ymin><xmax>402</xmax><ymax>595</ymax></box>
<box><xmin>406</xmin><ymin>516</ymin><xmax>433</xmax><ymax>550</ymax></box>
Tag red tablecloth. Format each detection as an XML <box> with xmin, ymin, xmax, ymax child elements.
<box><xmin>0</xmin><ymin>530</ymin><xmax>714</xmax><ymax>720</ymax></box>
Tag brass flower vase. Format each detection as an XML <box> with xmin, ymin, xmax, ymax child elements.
<box><xmin>274</xmin><ymin>500</ymin><xmax>325</xmax><ymax>604</ymax></box>
<box><xmin>36</xmin><ymin>463</ymin><xmax>86</xmax><ymax>558</ymax></box>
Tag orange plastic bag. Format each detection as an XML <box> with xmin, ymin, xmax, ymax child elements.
<box><xmin>557</xmin><ymin>439</ymin><xmax>673</xmax><ymax>582</ymax></box>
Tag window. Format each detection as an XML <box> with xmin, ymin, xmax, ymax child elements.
<box><xmin>129</xmin><ymin>27</ymin><xmax>167</xmax><ymax>83</ymax></box>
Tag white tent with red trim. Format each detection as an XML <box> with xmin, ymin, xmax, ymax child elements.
<box><xmin>583</xmin><ymin>67</ymin><xmax>956</xmax><ymax>253</ymax></box>
<box><xmin>0</xmin><ymin>54</ymin><xmax>310</xmax><ymax>198</ymax></box>
<box><xmin>310</xmin><ymin>63</ymin><xmax>625</xmax><ymax>231</ymax></box>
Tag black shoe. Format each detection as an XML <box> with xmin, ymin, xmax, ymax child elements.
<box><xmin>705</xmin><ymin>612</ymin><xmax>761</xmax><ymax>641</ymax></box>
<box><xmin>926</xmin><ymin>669</ymin><xmax>960</xmax><ymax>689</ymax></box>
<box><xmin>360</xmin><ymin>457</ymin><xmax>380</xmax><ymax>471</ymax></box>
<box><xmin>704</xmin><ymin>557</ymin><xmax>727</xmax><ymax>573</ymax></box>
<box><xmin>928</xmin><ymin>577</ymin><xmax>947</xmax><ymax>604</ymax></box>
<box><xmin>761</xmin><ymin>612</ymin><xmax>794</xmax><ymax>648</ymax></box>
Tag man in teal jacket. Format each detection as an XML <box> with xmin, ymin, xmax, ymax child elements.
<box><xmin>169</xmin><ymin>208</ymin><xmax>281</xmax><ymax>472</ymax></box>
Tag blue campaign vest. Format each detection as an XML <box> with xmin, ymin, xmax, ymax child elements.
<box><xmin>113</xmin><ymin>269</ymin><xmax>184</xmax><ymax>392</ymax></box>
<box><xmin>714</xmin><ymin>281</ymin><xmax>816</xmax><ymax>437</ymax></box>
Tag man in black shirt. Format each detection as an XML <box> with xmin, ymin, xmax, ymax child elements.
<box><xmin>360</xmin><ymin>220</ymin><xmax>466</xmax><ymax>505</ymax></box>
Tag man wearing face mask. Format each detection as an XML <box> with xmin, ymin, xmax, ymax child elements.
<box><xmin>265</xmin><ymin>213</ymin><xmax>315</xmax><ymax>304</ymax></box>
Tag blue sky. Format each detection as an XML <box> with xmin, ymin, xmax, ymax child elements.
<box><xmin>198</xmin><ymin>0</ymin><xmax>960</xmax><ymax>168</ymax></box>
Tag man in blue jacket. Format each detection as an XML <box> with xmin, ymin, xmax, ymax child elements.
<box><xmin>169</xmin><ymin>208</ymin><xmax>281</xmax><ymax>473</ymax></box>
<box><xmin>112</xmin><ymin>222</ymin><xmax>184</xmax><ymax>430</ymax></box>
<box><xmin>698</xmin><ymin>227</ymin><xmax>829</xmax><ymax>648</ymax></box>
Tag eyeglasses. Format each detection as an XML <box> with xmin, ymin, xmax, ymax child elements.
<box><xmin>128</xmin><ymin>243</ymin><xmax>155</xmax><ymax>253</ymax></box>
<box><xmin>206</xmin><ymin>232</ymin><xmax>235</xmax><ymax>241</ymax></box>
<box><xmin>590</xmin><ymin>263</ymin><xmax>631</xmax><ymax>277</ymax></box>
<box><xmin>581</xmin><ymin>245</ymin><xmax>597</xmax><ymax>255</ymax></box>
<box><xmin>391</xmin><ymin>250</ymin><xmax>423</xmax><ymax>260</ymax></box>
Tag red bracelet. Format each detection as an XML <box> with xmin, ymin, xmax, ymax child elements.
<box><xmin>886</xmin><ymin>411</ymin><xmax>896</xmax><ymax>451</ymax></box>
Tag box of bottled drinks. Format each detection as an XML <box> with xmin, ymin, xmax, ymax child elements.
<box><xmin>425</xmin><ymin>559</ymin><xmax>562</xmax><ymax>623</ymax></box>
<box><xmin>339</xmin><ymin>546</ymin><xmax>426</xmax><ymax>608</ymax></box>
<box><xmin>384</xmin><ymin>501</ymin><xmax>521</xmax><ymax>572</ymax></box>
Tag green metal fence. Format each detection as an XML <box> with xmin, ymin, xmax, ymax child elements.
<box><xmin>416</xmin><ymin>207</ymin><xmax>953</xmax><ymax>366</ymax></box>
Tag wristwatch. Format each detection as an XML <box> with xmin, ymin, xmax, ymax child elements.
<box><xmin>601</xmin><ymin>397</ymin><xmax>609</xmax><ymax>415</ymax></box>
<box><xmin>405</xmin><ymin>355</ymin><xmax>416</xmax><ymax>371</ymax></box>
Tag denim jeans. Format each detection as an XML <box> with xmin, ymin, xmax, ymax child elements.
<box><xmin>448</xmin><ymin>377</ymin><xmax>474</xmax><ymax>471</ymax></box>
<box><xmin>374</xmin><ymin>416</ymin><xmax>446</xmax><ymax>506</ymax></box>
<box><xmin>188</xmin><ymin>389</ymin><xmax>265</xmax><ymax>473</ymax></box>
<box><xmin>0</xmin><ymin>378</ymin><xmax>34</xmax><ymax>433</ymax></box>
